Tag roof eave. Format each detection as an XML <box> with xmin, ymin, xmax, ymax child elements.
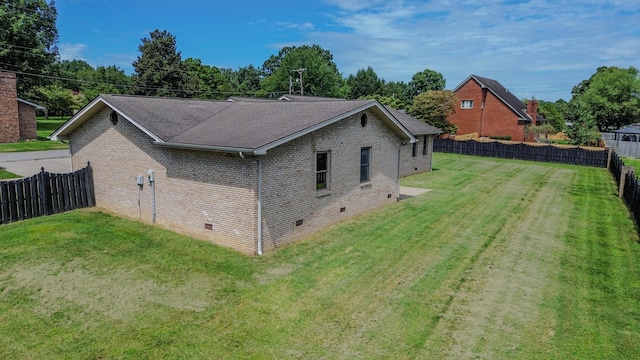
<box><xmin>49</xmin><ymin>95</ymin><xmax>163</xmax><ymax>142</ymax></box>
<box><xmin>154</xmin><ymin>141</ymin><xmax>262</xmax><ymax>155</ymax></box>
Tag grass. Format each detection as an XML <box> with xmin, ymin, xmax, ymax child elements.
<box><xmin>1</xmin><ymin>153</ymin><xmax>639</xmax><ymax>359</ymax></box>
<box><xmin>622</xmin><ymin>157</ymin><xmax>640</xmax><ymax>174</ymax></box>
<box><xmin>0</xmin><ymin>117</ymin><xmax>68</xmax><ymax>153</ymax></box>
<box><xmin>0</xmin><ymin>169</ymin><xmax>20</xmax><ymax>179</ymax></box>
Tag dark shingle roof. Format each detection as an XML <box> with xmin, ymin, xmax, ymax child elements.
<box><xmin>454</xmin><ymin>75</ymin><xmax>544</xmax><ymax>121</ymax></box>
<box><xmin>52</xmin><ymin>94</ymin><xmax>415</xmax><ymax>154</ymax></box>
<box><xmin>384</xmin><ymin>106</ymin><xmax>441</xmax><ymax>135</ymax></box>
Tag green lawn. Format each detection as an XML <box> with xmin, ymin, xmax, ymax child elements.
<box><xmin>0</xmin><ymin>169</ymin><xmax>20</xmax><ymax>179</ymax></box>
<box><xmin>0</xmin><ymin>117</ymin><xmax>68</xmax><ymax>153</ymax></box>
<box><xmin>622</xmin><ymin>157</ymin><xmax>640</xmax><ymax>174</ymax></box>
<box><xmin>1</xmin><ymin>153</ymin><xmax>639</xmax><ymax>359</ymax></box>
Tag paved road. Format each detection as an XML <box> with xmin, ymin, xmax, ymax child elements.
<box><xmin>0</xmin><ymin>150</ymin><xmax>71</xmax><ymax>179</ymax></box>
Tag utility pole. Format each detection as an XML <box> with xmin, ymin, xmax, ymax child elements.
<box><xmin>294</xmin><ymin>68</ymin><xmax>306</xmax><ymax>96</ymax></box>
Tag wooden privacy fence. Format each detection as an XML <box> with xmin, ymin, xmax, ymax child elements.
<box><xmin>434</xmin><ymin>138</ymin><xmax>609</xmax><ymax>167</ymax></box>
<box><xmin>609</xmin><ymin>151</ymin><xmax>640</xmax><ymax>228</ymax></box>
<box><xmin>0</xmin><ymin>162</ymin><xmax>95</xmax><ymax>225</ymax></box>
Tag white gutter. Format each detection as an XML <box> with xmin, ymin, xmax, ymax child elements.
<box><xmin>257</xmin><ymin>157</ymin><xmax>263</xmax><ymax>255</ymax></box>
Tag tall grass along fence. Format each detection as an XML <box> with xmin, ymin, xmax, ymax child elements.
<box><xmin>0</xmin><ymin>162</ymin><xmax>95</xmax><ymax>224</ymax></box>
<box><xmin>434</xmin><ymin>138</ymin><xmax>608</xmax><ymax>167</ymax></box>
<box><xmin>609</xmin><ymin>152</ymin><xmax>640</xmax><ymax>228</ymax></box>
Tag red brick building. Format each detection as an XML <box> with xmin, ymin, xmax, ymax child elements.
<box><xmin>0</xmin><ymin>72</ymin><xmax>40</xmax><ymax>143</ymax></box>
<box><xmin>448</xmin><ymin>75</ymin><xmax>543</xmax><ymax>141</ymax></box>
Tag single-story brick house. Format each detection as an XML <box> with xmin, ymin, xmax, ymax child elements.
<box><xmin>0</xmin><ymin>71</ymin><xmax>42</xmax><ymax>142</ymax></box>
<box><xmin>51</xmin><ymin>94</ymin><xmax>434</xmax><ymax>254</ymax></box>
<box><xmin>448</xmin><ymin>75</ymin><xmax>544</xmax><ymax>141</ymax></box>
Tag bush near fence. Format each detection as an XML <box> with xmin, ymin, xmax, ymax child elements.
<box><xmin>0</xmin><ymin>163</ymin><xmax>95</xmax><ymax>224</ymax></box>
<box><xmin>434</xmin><ymin>138</ymin><xmax>609</xmax><ymax>167</ymax></box>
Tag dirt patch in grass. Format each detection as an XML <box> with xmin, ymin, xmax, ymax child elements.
<box><xmin>0</xmin><ymin>259</ymin><xmax>214</xmax><ymax>320</ymax></box>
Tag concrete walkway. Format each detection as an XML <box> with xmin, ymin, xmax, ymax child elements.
<box><xmin>0</xmin><ymin>150</ymin><xmax>71</xmax><ymax>179</ymax></box>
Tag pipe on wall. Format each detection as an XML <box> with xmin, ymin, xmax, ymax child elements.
<box><xmin>257</xmin><ymin>157</ymin><xmax>263</xmax><ymax>255</ymax></box>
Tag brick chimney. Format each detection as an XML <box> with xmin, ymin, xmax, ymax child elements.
<box><xmin>0</xmin><ymin>72</ymin><xmax>21</xmax><ymax>143</ymax></box>
<box><xmin>527</xmin><ymin>97</ymin><xmax>538</xmax><ymax>125</ymax></box>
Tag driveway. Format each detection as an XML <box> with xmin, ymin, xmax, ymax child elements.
<box><xmin>0</xmin><ymin>150</ymin><xmax>71</xmax><ymax>179</ymax></box>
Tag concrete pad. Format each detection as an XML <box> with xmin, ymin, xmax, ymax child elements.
<box><xmin>399</xmin><ymin>186</ymin><xmax>433</xmax><ymax>200</ymax></box>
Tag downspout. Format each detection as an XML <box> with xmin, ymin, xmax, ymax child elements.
<box><xmin>396</xmin><ymin>142</ymin><xmax>406</xmax><ymax>201</ymax></box>
<box><xmin>257</xmin><ymin>157</ymin><xmax>263</xmax><ymax>255</ymax></box>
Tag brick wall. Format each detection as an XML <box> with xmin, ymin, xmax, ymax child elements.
<box><xmin>18</xmin><ymin>101</ymin><xmax>38</xmax><ymax>140</ymax></box>
<box><xmin>260</xmin><ymin>110</ymin><xmax>401</xmax><ymax>251</ymax></box>
<box><xmin>70</xmin><ymin>107</ymin><xmax>259</xmax><ymax>254</ymax></box>
<box><xmin>449</xmin><ymin>79</ymin><xmax>528</xmax><ymax>141</ymax></box>
<box><xmin>0</xmin><ymin>72</ymin><xmax>20</xmax><ymax>143</ymax></box>
<box><xmin>399</xmin><ymin>134</ymin><xmax>435</xmax><ymax>177</ymax></box>
<box><xmin>70</xmin><ymin>106</ymin><xmax>404</xmax><ymax>254</ymax></box>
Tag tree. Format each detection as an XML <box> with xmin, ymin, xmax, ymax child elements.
<box><xmin>409</xmin><ymin>68</ymin><xmax>445</xmax><ymax>96</ymax></box>
<box><xmin>183</xmin><ymin>58</ymin><xmax>227</xmax><ymax>99</ymax></box>
<box><xmin>346</xmin><ymin>67</ymin><xmax>383</xmax><ymax>99</ymax></box>
<box><xmin>362</xmin><ymin>94</ymin><xmax>405</xmax><ymax>110</ymax></box>
<box><xmin>567</xmin><ymin>66</ymin><xmax>640</xmax><ymax>131</ymax></box>
<box><xmin>32</xmin><ymin>84</ymin><xmax>77</xmax><ymax>118</ymax></box>
<box><xmin>236</xmin><ymin>65</ymin><xmax>262</xmax><ymax>95</ymax></box>
<box><xmin>259</xmin><ymin>45</ymin><xmax>342</xmax><ymax>97</ymax></box>
<box><xmin>535</xmin><ymin>100</ymin><xmax>566</xmax><ymax>133</ymax></box>
<box><xmin>566</xmin><ymin>98</ymin><xmax>601</xmax><ymax>146</ymax></box>
<box><xmin>409</xmin><ymin>90</ymin><xmax>457</xmax><ymax>133</ymax></box>
<box><xmin>131</xmin><ymin>29</ymin><xmax>189</xmax><ymax>97</ymax></box>
<box><xmin>81</xmin><ymin>65</ymin><xmax>130</xmax><ymax>102</ymax></box>
<box><xmin>0</xmin><ymin>0</ymin><xmax>59</xmax><ymax>95</ymax></box>
<box><xmin>382</xmin><ymin>81</ymin><xmax>414</xmax><ymax>110</ymax></box>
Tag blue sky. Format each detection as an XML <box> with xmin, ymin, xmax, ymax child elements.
<box><xmin>56</xmin><ymin>0</ymin><xmax>640</xmax><ymax>101</ymax></box>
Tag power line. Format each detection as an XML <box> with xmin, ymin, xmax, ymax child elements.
<box><xmin>0</xmin><ymin>67</ymin><xmax>286</xmax><ymax>97</ymax></box>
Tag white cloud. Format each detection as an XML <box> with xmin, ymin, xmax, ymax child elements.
<box><xmin>310</xmin><ymin>0</ymin><xmax>640</xmax><ymax>100</ymax></box>
<box><xmin>275</xmin><ymin>21</ymin><xmax>315</xmax><ymax>31</ymax></box>
<box><xmin>58</xmin><ymin>43</ymin><xmax>87</xmax><ymax>61</ymax></box>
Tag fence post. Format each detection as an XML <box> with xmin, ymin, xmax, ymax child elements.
<box><xmin>606</xmin><ymin>147</ymin><xmax>612</xmax><ymax>170</ymax></box>
<box><xmin>619</xmin><ymin>166</ymin><xmax>634</xmax><ymax>199</ymax></box>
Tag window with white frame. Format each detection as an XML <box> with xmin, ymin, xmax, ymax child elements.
<box><xmin>412</xmin><ymin>142</ymin><xmax>417</xmax><ymax>157</ymax></box>
<box><xmin>461</xmin><ymin>100</ymin><xmax>473</xmax><ymax>109</ymax></box>
<box><xmin>316</xmin><ymin>151</ymin><xmax>330</xmax><ymax>190</ymax></box>
<box><xmin>360</xmin><ymin>147</ymin><xmax>371</xmax><ymax>183</ymax></box>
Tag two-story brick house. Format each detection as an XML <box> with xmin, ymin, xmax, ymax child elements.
<box><xmin>448</xmin><ymin>75</ymin><xmax>543</xmax><ymax>141</ymax></box>
<box><xmin>51</xmin><ymin>95</ymin><xmax>421</xmax><ymax>254</ymax></box>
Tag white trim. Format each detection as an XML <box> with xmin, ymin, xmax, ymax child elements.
<box><xmin>50</xmin><ymin>96</ymin><xmax>163</xmax><ymax>142</ymax></box>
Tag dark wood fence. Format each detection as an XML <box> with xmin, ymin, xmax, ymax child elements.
<box><xmin>0</xmin><ymin>162</ymin><xmax>95</xmax><ymax>224</ymax></box>
<box><xmin>609</xmin><ymin>151</ymin><xmax>640</xmax><ymax>228</ymax></box>
<box><xmin>434</xmin><ymin>138</ymin><xmax>609</xmax><ymax>167</ymax></box>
